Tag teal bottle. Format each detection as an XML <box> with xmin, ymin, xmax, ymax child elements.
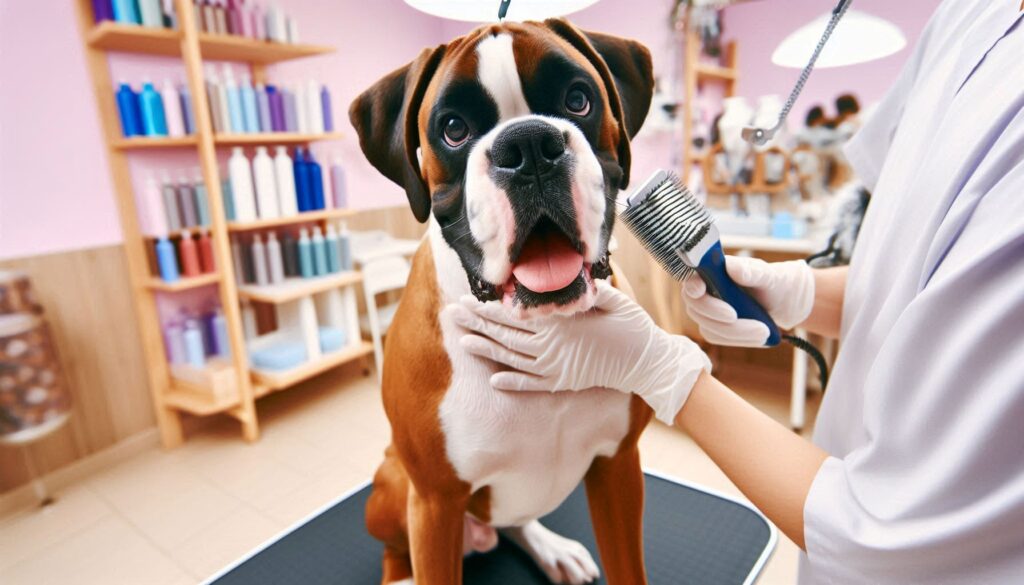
<box><xmin>221</xmin><ymin>178</ymin><xmax>236</xmax><ymax>221</ymax></box>
<box><xmin>311</xmin><ymin>227</ymin><xmax>328</xmax><ymax>276</ymax></box>
<box><xmin>297</xmin><ymin>228</ymin><xmax>314</xmax><ymax>278</ymax></box>
<box><xmin>112</xmin><ymin>0</ymin><xmax>140</xmax><ymax>24</ymax></box>
<box><xmin>140</xmin><ymin>82</ymin><xmax>168</xmax><ymax>136</ymax></box>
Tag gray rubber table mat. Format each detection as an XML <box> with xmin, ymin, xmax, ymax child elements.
<box><xmin>210</xmin><ymin>473</ymin><xmax>774</xmax><ymax>584</ymax></box>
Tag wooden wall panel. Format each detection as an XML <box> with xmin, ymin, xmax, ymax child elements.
<box><xmin>0</xmin><ymin>245</ymin><xmax>152</xmax><ymax>492</ymax></box>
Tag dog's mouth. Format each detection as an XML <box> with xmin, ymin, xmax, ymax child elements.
<box><xmin>468</xmin><ymin>216</ymin><xmax>611</xmax><ymax>314</ymax></box>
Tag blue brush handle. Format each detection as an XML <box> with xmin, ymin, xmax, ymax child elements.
<box><xmin>695</xmin><ymin>241</ymin><xmax>781</xmax><ymax>347</ymax></box>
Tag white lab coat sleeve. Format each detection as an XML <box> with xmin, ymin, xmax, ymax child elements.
<box><xmin>844</xmin><ymin>10</ymin><xmax>940</xmax><ymax>192</ymax></box>
<box><xmin>802</xmin><ymin>156</ymin><xmax>1024</xmax><ymax>583</ymax></box>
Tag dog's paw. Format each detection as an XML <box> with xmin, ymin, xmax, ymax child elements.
<box><xmin>503</xmin><ymin>520</ymin><xmax>600</xmax><ymax>585</ymax></box>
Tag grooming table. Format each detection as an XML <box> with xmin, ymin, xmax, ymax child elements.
<box><xmin>205</xmin><ymin>471</ymin><xmax>777</xmax><ymax>585</ymax></box>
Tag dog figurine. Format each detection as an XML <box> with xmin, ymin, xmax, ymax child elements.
<box><xmin>349</xmin><ymin>18</ymin><xmax>655</xmax><ymax>584</ymax></box>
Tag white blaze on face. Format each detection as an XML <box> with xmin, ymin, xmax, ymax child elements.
<box><xmin>461</xmin><ymin>34</ymin><xmax>608</xmax><ymax>296</ymax></box>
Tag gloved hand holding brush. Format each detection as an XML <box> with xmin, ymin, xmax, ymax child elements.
<box><xmin>682</xmin><ymin>256</ymin><xmax>816</xmax><ymax>347</ymax></box>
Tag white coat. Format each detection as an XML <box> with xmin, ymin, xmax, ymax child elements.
<box><xmin>799</xmin><ymin>0</ymin><xmax>1024</xmax><ymax>583</ymax></box>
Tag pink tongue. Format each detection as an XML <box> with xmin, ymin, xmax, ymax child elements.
<box><xmin>512</xmin><ymin>232</ymin><xmax>584</xmax><ymax>293</ymax></box>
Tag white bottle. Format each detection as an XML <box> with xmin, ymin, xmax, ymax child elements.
<box><xmin>286</xmin><ymin>16</ymin><xmax>299</xmax><ymax>44</ymax></box>
<box><xmin>337</xmin><ymin>221</ymin><xmax>352</xmax><ymax>271</ymax></box>
<box><xmin>268</xmin><ymin>4</ymin><xmax>287</xmax><ymax>43</ymax></box>
<box><xmin>251</xmin><ymin>234</ymin><xmax>269</xmax><ymax>285</ymax></box>
<box><xmin>138</xmin><ymin>0</ymin><xmax>163</xmax><ymax>28</ymax></box>
<box><xmin>294</xmin><ymin>84</ymin><xmax>309</xmax><ymax>134</ymax></box>
<box><xmin>252</xmin><ymin>146</ymin><xmax>280</xmax><ymax>219</ymax></box>
<box><xmin>266</xmin><ymin>232</ymin><xmax>285</xmax><ymax>283</ymax></box>
<box><xmin>228</xmin><ymin>147</ymin><xmax>257</xmax><ymax>222</ymax></box>
<box><xmin>206</xmin><ymin>65</ymin><xmax>231</xmax><ymax>134</ymax></box>
<box><xmin>274</xmin><ymin>146</ymin><xmax>298</xmax><ymax>216</ymax></box>
<box><xmin>304</xmin><ymin>80</ymin><xmax>323</xmax><ymax>134</ymax></box>
<box><xmin>143</xmin><ymin>172</ymin><xmax>168</xmax><ymax>236</ymax></box>
<box><xmin>161</xmin><ymin>79</ymin><xmax>184</xmax><ymax>137</ymax></box>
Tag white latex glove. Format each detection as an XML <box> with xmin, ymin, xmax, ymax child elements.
<box><xmin>450</xmin><ymin>280</ymin><xmax>711</xmax><ymax>425</ymax></box>
<box><xmin>682</xmin><ymin>256</ymin><xmax>815</xmax><ymax>347</ymax></box>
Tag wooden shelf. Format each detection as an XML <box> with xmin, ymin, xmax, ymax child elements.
<box><xmin>696</xmin><ymin>63</ymin><xmax>737</xmax><ymax>81</ymax></box>
<box><xmin>164</xmin><ymin>384</ymin><xmax>240</xmax><ymax>415</ymax></box>
<box><xmin>237</xmin><ymin>271</ymin><xmax>362</xmax><ymax>304</ymax></box>
<box><xmin>112</xmin><ymin>135</ymin><xmax>199</xmax><ymax>149</ymax></box>
<box><xmin>227</xmin><ymin>208</ymin><xmax>357</xmax><ymax>232</ymax></box>
<box><xmin>145</xmin><ymin>273</ymin><xmax>220</xmax><ymax>292</ymax></box>
<box><xmin>87</xmin><ymin>21</ymin><xmax>335</xmax><ymax>64</ymax></box>
<box><xmin>252</xmin><ymin>341</ymin><xmax>374</xmax><ymax>393</ymax></box>
<box><xmin>214</xmin><ymin>131</ymin><xmax>344</xmax><ymax>146</ymax></box>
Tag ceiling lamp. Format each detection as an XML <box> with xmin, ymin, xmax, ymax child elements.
<box><xmin>772</xmin><ymin>9</ymin><xmax>906</xmax><ymax>69</ymax></box>
<box><xmin>404</xmin><ymin>0</ymin><xmax>599</xmax><ymax>23</ymax></box>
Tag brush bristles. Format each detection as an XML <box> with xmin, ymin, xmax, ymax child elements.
<box><xmin>620</xmin><ymin>172</ymin><xmax>713</xmax><ymax>282</ymax></box>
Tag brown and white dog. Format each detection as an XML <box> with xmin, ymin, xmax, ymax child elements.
<box><xmin>349</xmin><ymin>18</ymin><xmax>655</xmax><ymax>585</ymax></box>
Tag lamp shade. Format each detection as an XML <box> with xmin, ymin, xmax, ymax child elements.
<box><xmin>772</xmin><ymin>10</ymin><xmax>906</xmax><ymax>69</ymax></box>
<box><xmin>403</xmin><ymin>0</ymin><xmax>598</xmax><ymax>22</ymax></box>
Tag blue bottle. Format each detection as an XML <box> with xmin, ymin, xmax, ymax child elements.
<box><xmin>293</xmin><ymin>148</ymin><xmax>311</xmax><ymax>212</ymax></box>
<box><xmin>320</xmin><ymin>85</ymin><xmax>333</xmax><ymax>132</ymax></box>
<box><xmin>179</xmin><ymin>84</ymin><xmax>196</xmax><ymax>135</ymax></box>
<box><xmin>115</xmin><ymin>82</ymin><xmax>143</xmax><ymax>137</ymax></box>
<box><xmin>155</xmin><ymin>236</ymin><xmax>179</xmax><ymax>282</ymax></box>
<box><xmin>256</xmin><ymin>84</ymin><xmax>272</xmax><ymax>133</ymax></box>
<box><xmin>224</xmin><ymin>69</ymin><xmax>245</xmax><ymax>133</ymax></box>
<box><xmin>112</xmin><ymin>0</ymin><xmax>140</xmax><ymax>24</ymax></box>
<box><xmin>221</xmin><ymin>178</ymin><xmax>236</xmax><ymax>221</ymax></box>
<box><xmin>239</xmin><ymin>74</ymin><xmax>259</xmax><ymax>134</ymax></box>
<box><xmin>212</xmin><ymin>309</ymin><xmax>230</xmax><ymax>358</ymax></box>
<box><xmin>297</xmin><ymin>228</ymin><xmax>314</xmax><ymax>278</ymax></box>
<box><xmin>140</xmin><ymin>82</ymin><xmax>168</xmax><ymax>136</ymax></box>
<box><xmin>307</xmin><ymin>150</ymin><xmax>325</xmax><ymax>210</ymax></box>
<box><xmin>193</xmin><ymin>170</ymin><xmax>210</xmax><ymax>226</ymax></box>
<box><xmin>183</xmin><ymin>320</ymin><xmax>206</xmax><ymax>368</ymax></box>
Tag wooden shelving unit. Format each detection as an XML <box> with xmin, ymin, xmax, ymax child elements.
<box><xmin>76</xmin><ymin>0</ymin><xmax>368</xmax><ymax>447</ymax></box>
<box><xmin>682</xmin><ymin>28</ymin><xmax>739</xmax><ymax>183</ymax></box>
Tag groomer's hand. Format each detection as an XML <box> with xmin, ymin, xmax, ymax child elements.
<box><xmin>451</xmin><ymin>280</ymin><xmax>711</xmax><ymax>425</ymax></box>
<box><xmin>683</xmin><ymin>256</ymin><xmax>814</xmax><ymax>347</ymax></box>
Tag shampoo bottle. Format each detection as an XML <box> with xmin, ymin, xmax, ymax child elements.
<box><xmin>115</xmin><ymin>82</ymin><xmax>143</xmax><ymax>137</ymax></box>
<box><xmin>226</xmin><ymin>0</ymin><xmax>243</xmax><ymax>34</ymax></box>
<box><xmin>337</xmin><ymin>221</ymin><xmax>352</xmax><ymax>271</ymax></box>
<box><xmin>143</xmin><ymin>173</ymin><xmax>168</xmax><ymax>236</ymax></box>
<box><xmin>256</xmin><ymin>83</ymin><xmax>272</xmax><ymax>132</ymax></box>
<box><xmin>266</xmin><ymin>84</ymin><xmax>284</xmax><ymax>131</ymax></box>
<box><xmin>202</xmin><ymin>0</ymin><xmax>217</xmax><ymax>33</ymax></box>
<box><xmin>205</xmin><ymin>67</ymin><xmax>225</xmax><ymax>133</ymax></box>
<box><xmin>212</xmin><ymin>308</ymin><xmax>231</xmax><ymax>357</ymax></box>
<box><xmin>222</xmin><ymin>175</ymin><xmax>236</xmax><ymax>221</ymax></box>
<box><xmin>252</xmin><ymin>146</ymin><xmax>279</xmax><ymax>219</ymax></box>
<box><xmin>138</xmin><ymin>0</ymin><xmax>163</xmax><ymax>28</ymax></box>
<box><xmin>297</xmin><ymin>228</ymin><xmax>313</xmax><ymax>278</ymax></box>
<box><xmin>307</xmin><ymin>150</ymin><xmax>325</xmax><ymax>210</ymax></box>
<box><xmin>140</xmin><ymin>81</ymin><xmax>168</xmax><ymax>136</ymax></box>
<box><xmin>325</xmin><ymin>224</ymin><xmax>340</xmax><ymax>273</ymax></box>
<box><xmin>193</xmin><ymin>169</ymin><xmax>210</xmax><ymax>227</ymax></box>
<box><xmin>177</xmin><ymin>173</ymin><xmax>197</xmax><ymax>227</ymax></box>
<box><xmin>213</xmin><ymin>0</ymin><xmax>228</xmax><ymax>34</ymax></box>
<box><xmin>304</xmin><ymin>80</ymin><xmax>323</xmax><ymax>134</ymax></box>
<box><xmin>230</xmin><ymin>237</ymin><xmax>244</xmax><ymax>284</ymax></box>
<box><xmin>165</xmin><ymin>322</ymin><xmax>187</xmax><ymax>364</ymax></box>
<box><xmin>282</xmin><ymin>233</ymin><xmax>298</xmax><ymax>276</ymax></box>
<box><xmin>156</xmin><ymin>236</ymin><xmax>180</xmax><ymax>282</ymax></box>
<box><xmin>179</xmin><ymin>231</ymin><xmax>201</xmax><ymax>276</ymax></box>
<box><xmin>274</xmin><ymin>146</ymin><xmax>298</xmax><ymax>216</ymax></box>
<box><xmin>228</xmin><ymin>147</ymin><xmax>257</xmax><ymax>221</ymax></box>
<box><xmin>92</xmin><ymin>0</ymin><xmax>114</xmax><ymax>22</ymax></box>
<box><xmin>293</xmin><ymin>147</ymin><xmax>311</xmax><ymax>212</ymax></box>
<box><xmin>251</xmin><ymin>234</ymin><xmax>269</xmax><ymax>285</ymax></box>
<box><xmin>286</xmin><ymin>16</ymin><xmax>299</xmax><ymax>44</ymax></box>
<box><xmin>198</xmin><ymin>231</ymin><xmax>216</xmax><ymax>273</ymax></box>
<box><xmin>179</xmin><ymin>83</ymin><xmax>196</xmax><ymax>134</ymax></box>
<box><xmin>266</xmin><ymin>232</ymin><xmax>285</xmax><ymax>283</ymax></box>
<box><xmin>320</xmin><ymin>85</ymin><xmax>333</xmax><ymax>132</ymax></box>
<box><xmin>160</xmin><ymin>172</ymin><xmax>182</xmax><ymax>231</ymax></box>
<box><xmin>240</xmin><ymin>73</ymin><xmax>259</xmax><ymax>133</ymax></box>
<box><xmin>183</xmin><ymin>320</ymin><xmax>205</xmax><ymax>367</ymax></box>
<box><xmin>250</xmin><ymin>2</ymin><xmax>265</xmax><ymax>39</ymax></box>
<box><xmin>294</xmin><ymin>83</ymin><xmax>309</xmax><ymax>134</ymax></box>
<box><xmin>311</xmin><ymin>227</ymin><xmax>327</xmax><ymax>276</ymax></box>
<box><xmin>223</xmin><ymin>65</ymin><xmax>245</xmax><ymax>133</ymax></box>
<box><xmin>112</xmin><ymin>0</ymin><xmax>141</xmax><ymax>24</ymax></box>
<box><xmin>161</xmin><ymin>80</ymin><xmax>184</xmax><ymax>137</ymax></box>
<box><xmin>330</xmin><ymin>157</ymin><xmax>348</xmax><ymax>208</ymax></box>
<box><xmin>282</xmin><ymin>87</ymin><xmax>298</xmax><ymax>132</ymax></box>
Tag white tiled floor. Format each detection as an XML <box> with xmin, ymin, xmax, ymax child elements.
<box><xmin>0</xmin><ymin>362</ymin><xmax>819</xmax><ymax>584</ymax></box>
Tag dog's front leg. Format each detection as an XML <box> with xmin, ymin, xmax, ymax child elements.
<box><xmin>584</xmin><ymin>443</ymin><xmax>648</xmax><ymax>585</ymax></box>
<box><xmin>407</xmin><ymin>483</ymin><xmax>468</xmax><ymax>584</ymax></box>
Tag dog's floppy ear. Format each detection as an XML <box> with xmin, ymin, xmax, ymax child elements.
<box><xmin>349</xmin><ymin>45</ymin><xmax>446</xmax><ymax>223</ymax></box>
<box><xmin>544</xmin><ymin>19</ymin><xmax>654</xmax><ymax>187</ymax></box>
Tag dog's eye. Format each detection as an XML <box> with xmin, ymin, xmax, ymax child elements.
<box><xmin>443</xmin><ymin>116</ymin><xmax>470</xmax><ymax>147</ymax></box>
<box><xmin>565</xmin><ymin>87</ymin><xmax>590</xmax><ymax>116</ymax></box>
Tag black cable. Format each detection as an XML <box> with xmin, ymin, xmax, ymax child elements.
<box><xmin>782</xmin><ymin>334</ymin><xmax>829</xmax><ymax>392</ymax></box>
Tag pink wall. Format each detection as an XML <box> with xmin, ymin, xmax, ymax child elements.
<box><xmin>722</xmin><ymin>0</ymin><xmax>942</xmax><ymax>125</ymax></box>
<box><xmin>0</xmin><ymin>0</ymin><xmax>940</xmax><ymax>262</ymax></box>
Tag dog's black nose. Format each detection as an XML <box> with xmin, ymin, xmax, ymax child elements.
<box><xmin>490</xmin><ymin>120</ymin><xmax>567</xmax><ymax>178</ymax></box>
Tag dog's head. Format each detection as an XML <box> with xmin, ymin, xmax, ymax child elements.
<box><xmin>350</xmin><ymin>19</ymin><xmax>653</xmax><ymax>316</ymax></box>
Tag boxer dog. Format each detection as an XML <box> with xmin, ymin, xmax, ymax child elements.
<box><xmin>349</xmin><ymin>18</ymin><xmax>655</xmax><ymax>585</ymax></box>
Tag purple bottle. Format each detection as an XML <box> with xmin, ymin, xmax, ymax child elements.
<box><xmin>266</xmin><ymin>84</ymin><xmax>284</xmax><ymax>132</ymax></box>
<box><xmin>227</xmin><ymin>0</ymin><xmax>243</xmax><ymax>35</ymax></box>
<box><xmin>320</xmin><ymin>86</ymin><xmax>333</xmax><ymax>132</ymax></box>
<box><xmin>92</xmin><ymin>0</ymin><xmax>114</xmax><ymax>21</ymax></box>
<box><xmin>281</xmin><ymin>87</ymin><xmax>298</xmax><ymax>133</ymax></box>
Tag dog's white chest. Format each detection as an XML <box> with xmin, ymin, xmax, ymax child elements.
<box><xmin>437</xmin><ymin>310</ymin><xmax>631</xmax><ymax>528</ymax></box>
